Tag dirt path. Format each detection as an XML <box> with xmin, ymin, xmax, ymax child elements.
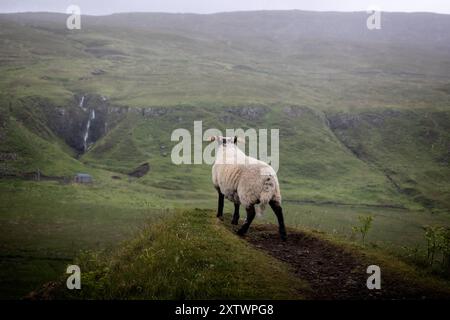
<box><xmin>234</xmin><ymin>224</ymin><xmax>449</xmax><ymax>300</ymax></box>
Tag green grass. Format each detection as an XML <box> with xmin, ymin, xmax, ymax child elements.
<box><xmin>1</xmin><ymin>12</ymin><xmax>450</xmax><ymax>109</ymax></box>
<box><xmin>34</xmin><ymin>208</ymin><xmax>450</xmax><ymax>300</ymax></box>
<box><xmin>54</xmin><ymin>209</ymin><xmax>307</xmax><ymax>300</ymax></box>
<box><xmin>81</xmin><ymin>105</ymin><xmax>447</xmax><ymax>210</ymax></box>
<box><xmin>0</xmin><ymin>177</ymin><xmax>168</xmax><ymax>299</ymax></box>
<box><xmin>2</xmin><ymin>102</ymin><xmax>450</xmax><ymax>298</ymax></box>
<box><xmin>0</xmin><ymin>11</ymin><xmax>450</xmax><ymax>299</ymax></box>
<box><xmin>328</xmin><ymin>108</ymin><xmax>450</xmax><ymax>210</ymax></box>
<box><xmin>279</xmin><ymin>203</ymin><xmax>450</xmax><ymax>250</ymax></box>
<box><xmin>1</xmin><ymin>177</ymin><xmax>448</xmax><ymax>299</ymax></box>
<box><xmin>0</xmin><ymin>118</ymin><xmax>83</xmax><ymax>176</ymax></box>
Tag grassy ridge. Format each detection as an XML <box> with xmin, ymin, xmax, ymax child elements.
<box><xmin>40</xmin><ymin>209</ymin><xmax>450</xmax><ymax>300</ymax></box>
<box><xmin>54</xmin><ymin>209</ymin><xmax>307</xmax><ymax>300</ymax></box>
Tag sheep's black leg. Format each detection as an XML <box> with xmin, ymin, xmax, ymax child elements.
<box><xmin>231</xmin><ymin>203</ymin><xmax>240</xmax><ymax>225</ymax></box>
<box><xmin>217</xmin><ymin>190</ymin><xmax>224</xmax><ymax>219</ymax></box>
<box><xmin>237</xmin><ymin>205</ymin><xmax>256</xmax><ymax>236</ymax></box>
<box><xmin>269</xmin><ymin>200</ymin><xmax>287</xmax><ymax>241</ymax></box>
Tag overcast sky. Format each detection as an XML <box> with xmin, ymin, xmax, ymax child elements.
<box><xmin>1</xmin><ymin>0</ymin><xmax>450</xmax><ymax>15</ymax></box>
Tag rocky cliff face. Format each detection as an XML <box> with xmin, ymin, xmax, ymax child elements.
<box><xmin>11</xmin><ymin>95</ymin><xmax>128</xmax><ymax>155</ymax></box>
<box><xmin>51</xmin><ymin>94</ymin><xmax>130</xmax><ymax>154</ymax></box>
<box><xmin>11</xmin><ymin>97</ymin><xmax>217</xmax><ymax>156</ymax></box>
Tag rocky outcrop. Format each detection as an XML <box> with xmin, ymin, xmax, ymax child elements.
<box><xmin>34</xmin><ymin>94</ymin><xmax>128</xmax><ymax>154</ymax></box>
<box><xmin>327</xmin><ymin>110</ymin><xmax>404</xmax><ymax>130</ymax></box>
<box><xmin>282</xmin><ymin>105</ymin><xmax>309</xmax><ymax>118</ymax></box>
<box><xmin>24</xmin><ymin>96</ymin><xmax>184</xmax><ymax>155</ymax></box>
<box><xmin>91</xmin><ymin>69</ymin><xmax>106</xmax><ymax>75</ymax></box>
<box><xmin>128</xmin><ymin>162</ymin><xmax>150</xmax><ymax>178</ymax></box>
<box><xmin>140</xmin><ymin>107</ymin><xmax>169</xmax><ymax>118</ymax></box>
<box><xmin>327</xmin><ymin>113</ymin><xmax>361</xmax><ymax>130</ymax></box>
<box><xmin>224</xmin><ymin>105</ymin><xmax>269</xmax><ymax>121</ymax></box>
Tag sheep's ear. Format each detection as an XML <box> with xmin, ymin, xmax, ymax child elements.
<box><xmin>209</xmin><ymin>136</ymin><xmax>216</xmax><ymax>142</ymax></box>
<box><xmin>235</xmin><ymin>137</ymin><xmax>245</xmax><ymax>144</ymax></box>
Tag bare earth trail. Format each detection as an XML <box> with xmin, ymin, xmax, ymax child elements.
<box><xmin>230</xmin><ymin>224</ymin><xmax>449</xmax><ymax>300</ymax></box>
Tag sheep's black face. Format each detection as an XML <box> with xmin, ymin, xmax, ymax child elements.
<box><xmin>212</xmin><ymin>136</ymin><xmax>239</xmax><ymax>146</ymax></box>
<box><xmin>217</xmin><ymin>136</ymin><xmax>238</xmax><ymax>146</ymax></box>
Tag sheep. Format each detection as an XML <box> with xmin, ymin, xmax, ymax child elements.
<box><xmin>210</xmin><ymin>136</ymin><xmax>287</xmax><ymax>241</ymax></box>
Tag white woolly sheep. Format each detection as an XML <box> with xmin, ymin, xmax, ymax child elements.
<box><xmin>210</xmin><ymin>136</ymin><xmax>287</xmax><ymax>240</ymax></box>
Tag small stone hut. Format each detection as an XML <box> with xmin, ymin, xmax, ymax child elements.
<box><xmin>74</xmin><ymin>173</ymin><xmax>93</xmax><ymax>184</ymax></box>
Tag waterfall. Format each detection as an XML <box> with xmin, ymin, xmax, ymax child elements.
<box><xmin>83</xmin><ymin>109</ymin><xmax>95</xmax><ymax>152</ymax></box>
<box><xmin>79</xmin><ymin>96</ymin><xmax>85</xmax><ymax>109</ymax></box>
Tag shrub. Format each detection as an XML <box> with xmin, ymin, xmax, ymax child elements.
<box><xmin>352</xmin><ymin>215</ymin><xmax>373</xmax><ymax>246</ymax></box>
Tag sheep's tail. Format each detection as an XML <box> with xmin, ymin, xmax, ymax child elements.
<box><xmin>255</xmin><ymin>204</ymin><xmax>265</xmax><ymax>218</ymax></box>
<box><xmin>256</xmin><ymin>173</ymin><xmax>279</xmax><ymax>218</ymax></box>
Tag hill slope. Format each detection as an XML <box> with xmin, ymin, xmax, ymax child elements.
<box><xmin>1</xmin><ymin>11</ymin><xmax>450</xmax><ymax>108</ymax></box>
<box><xmin>30</xmin><ymin>209</ymin><xmax>450</xmax><ymax>300</ymax></box>
<box><xmin>0</xmin><ymin>11</ymin><xmax>449</xmax><ymax>210</ymax></box>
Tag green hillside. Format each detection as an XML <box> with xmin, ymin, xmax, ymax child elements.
<box><xmin>0</xmin><ymin>11</ymin><xmax>449</xmax><ymax>299</ymax></box>
<box><xmin>1</xmin><ymin>11</ymin><xmax>450</xmax><ymax>108</ymax></box>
